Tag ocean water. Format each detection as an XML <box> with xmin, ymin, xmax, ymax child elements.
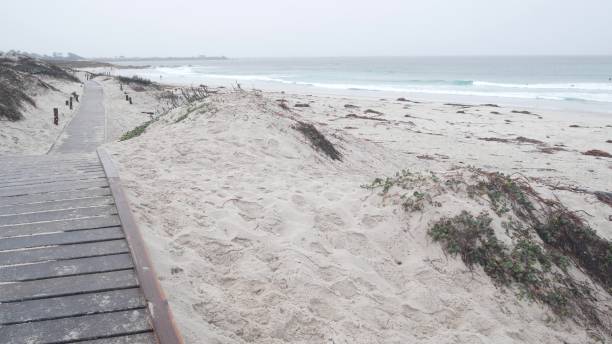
<box><xmin>111</xmin><ymin>56</ymin><xmax>612</xmax><ymax>112</ymax></box>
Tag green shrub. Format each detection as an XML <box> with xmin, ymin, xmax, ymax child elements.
<box><xmin>119</xmin><ymin>120</ymin><xmax>153</xmax><ymax>141</ymax></box>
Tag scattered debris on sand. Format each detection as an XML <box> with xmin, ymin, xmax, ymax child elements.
<box><xmin>515</xmin><ymin>136</ymin><xmax>544</xmax><ymax>145</ymax></box>
<box><xmin>583</xmin><ymin>149</ymin><xmax>612</xmax><ymax>158</ymax></box>
<box><xmin>595</xmin><ymin>191</ymin><xmax>612</xmax><ymax>207</ymax></box>
<box><xmin>364</xmin><ymin>109</ymin><xmax>383</xmax><ymax>115</ymax></box>
<box><xmin>346</xmin><ymin>113</ymin><xmax>388</xmax><ymax>122</ymax></box>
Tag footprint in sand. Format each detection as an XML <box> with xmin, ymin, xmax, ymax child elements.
<box><xmin>314</xmin><ymin>211</ymin><xmax>345</xmax><ymax>231</ymax></box>
<box><xmin>361</xmin><ymin>214</ymin><xmax>386</xmax><ymax>229</ymax></box>
<box><xmin>231</xmin><ymin>199</ymin><xmax>264</xmax><ymax>221</ymax></box>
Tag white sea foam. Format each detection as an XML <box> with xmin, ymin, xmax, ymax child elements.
<box><xmin>117</xmin><ymin>65</ymin><xmax>612</xmax><ymax>104</ymax></box>
<box><xmin>473</xmin><ymin>81</ymin><xmax>612</xmax><ymax>91</ymax></box>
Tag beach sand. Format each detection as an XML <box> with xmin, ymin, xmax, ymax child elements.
<box><xmin>99</xmin><ymin>78</ymin><xmax>612</xmax><ymax>343</ymax></box>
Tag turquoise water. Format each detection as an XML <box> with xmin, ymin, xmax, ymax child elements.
<box><xmin>112</xmin><ymin>56</ymin><xmax>612</xmax><ymax>112</ymax></box>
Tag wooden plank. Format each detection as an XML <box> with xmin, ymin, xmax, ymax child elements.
<box><xmin>0</xmin><ymin>196</ymin><xmax>115</xmax><ymax>216</ymax></box>
<box><xmin>0</xmin><ymin>156</ymin><xmax>99</xmax><ymax>166</ymax></box>
<box><xmin>0</xmin><ymin>156</ymin><xmax>95</xmax><ymax>164</ymax></box>
<box><xmin>0</xmin><ymin>288</ymin><xmax>145</xmax><ymax>325</ymax></box>
<box><xmin>0</xmin><ymin>187</ymin><xmax>112</xmax><ymax>207</ymax></box>
<box><xmin>0</xmin><ymin>154</ymin><xmax>96</xmax><ymax>164</ymax></box>
<box><xmin>0</xmin><ymin>253</ymin><xmax>133</xmax><ymax>282</ymax></box>
<box><xmin>77</xmin><ymin>333</ymin><xmax>156</xmax><ymax>344</ymax></box>
<box><xmin>0</xmin><ymin>309</ymin><xmax>152</xmax><ymax>344</ymax></box>
<box><xmin>0</xmin><ymin>205</ymin><xmax>117</xmax><ymax>226</ymax></box>
<box><xmin>0</xmin><ymin>163</ymin><xmax>100</xmax><ymax>179</ymax></box>
<box><xmin>0</xmin><ymin>165</ymin><xmax>104</xmax><ymax>178</ymax></box>
<box><xmin>0</xmin><ymin>165</ymin><xmax>104</xmax><ymax>176</ymax></box>
<box><xmin>0</xmin><ymin>226</ymin><xmax>124</xmax><ymax>251</ymax></box>
<box><xmin>0</xmin><ymin>215</ymin><xmax>121</xmax><ymax>238</ymax></box>
<box><xmin>0</xmin><ymin>269</ymin><xmax>139</xmax><ymax>303</ymax></box>
<box><xmin>98</xmin><ymin>148</ymin><xmax>184</xmax><ymax>344</ymax></box>
<box><xmin>0</xmin><ymin>166</ymin><xmax>104</xmax><ymax>180</ymax></box>
<box><xmin>0</xmin><ymin>239</ymin><xmax>129</xmax><ymax>265</ymax></box>
<box><xmin>0</xmin><ymin>160</ymin><xmax>100</xmax><ymax>170</ymax></box>
<box><xmin>0</xmin><ymin>179</ymin><xmax>109</xmax><ymax>197</ymax></box>
<box><xmin>0</xmin><ymin>173</ymin><xmax>107</xmax><ymax>189</ymax></box>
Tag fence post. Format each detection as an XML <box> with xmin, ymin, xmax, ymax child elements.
<box><xmin>129</xmin><ymin>97</ymin><xmax>133</xmax><ymax>105</ymax></box>
<box><xmin>53</xmin><ymin>108</ymin><xmax>59</xmax><ymax>125</ymax></box>
<box><xmin>69</xmin><ymin>97</ymin><xmax>73</xmax><ymax>110</ymax></box>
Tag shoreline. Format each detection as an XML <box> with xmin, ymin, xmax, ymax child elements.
<box><xmin>86</xmin><ymin>66</ymin><xmax>612</xmax><ymax>116</ymax></box>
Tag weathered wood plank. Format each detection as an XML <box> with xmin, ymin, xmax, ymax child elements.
<box><xmin>0</xmin><ymin>309</ymin><xmax>152</xmax><ymax>344</ymax></box>
<box><xmin>0</xmin><ymin>167</ymin><xmax>104</xmax><ymax>180</ymax></box>
<box><xmin>0</xmin><ymin>269</ymin><xmax>139</xmax><ymax>303</ymax></box>
<box><xmin>0</xmin><ymin>173</ymin><xmax>107</xmax><ymax>189</ymax></box>
<box><xmin>0</xmin><ymin>156</ymin><xmax>99</xmax><ymax>166</ymax></box>
<box><xmin>0</xmin><ymin>205</ymin><xmax>117</xmax><ymax>226</ymax></box>
<box><xmin>0</xmin><ymin>253</ymin><xmax>133</xmax><ymax>282</ymax></box>
<box><xmin>0</xmin><ymin>154</ymin><xmax>96</xmax><ymax>164</ymax></box>
<box><xmin>0</xmin><ymin>196</ymin><xmax>115</xmax><ymax>217</ymax></box>
<box><xmin>0</xmin><ymin>160</ymin><xmax>100</xmax><ymax>170</ymax></box>
<box><xmin>0</xmin><ymin>188</ymin><xmax>112</xmax><ymax>207</ymax></box>
<box><xmin>0</xmin><ymin>165</ymin><xmax>103</xmax><ymax>177</ymax></box>
<box><xmin>0</xmin><ymin>226</ymin><xmax>124</xmax><ymax>251</ymax></box>
<box><xmin>0</xmin><ymin>215</ymin><xmax>121</xmax><ymax>238</ymax></box>
<box><xmin>0</xmin><ymin>165</ymin><xmax>104</xmax><ymax>179</ymax></box>
<box><xmin>0</xmin><ymin>155</ymin><xmax>95</xmax><ymax>164</ymax></box>
<box><xmin>0</xmin><ymin>179</ymin><xmax>109</xmax><ymax>197</ymax></box>
<box><xmin>0</xmin><ymin>288</ymin><xmax>145</xmax><ymax>325</ymax></box>
<box><xmin>77</xmin><ymin>333</ymin><xmax>156</xmax><ymax>344</ymax></box>
<box><xmin>0</xmin><ymin>239</ymin><xmax>129</xmax><ymax>266</ymax></box>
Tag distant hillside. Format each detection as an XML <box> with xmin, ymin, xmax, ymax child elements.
<box><xmin>96</xmin><ymin>55</ymin><xmax>228</xmax><ymax>62</ymax></box>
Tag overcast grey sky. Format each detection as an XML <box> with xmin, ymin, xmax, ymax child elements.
<box><xmin>2</xmin><ymin>0</ymin><xmax>611</xmax><ymax>58</ymax></box>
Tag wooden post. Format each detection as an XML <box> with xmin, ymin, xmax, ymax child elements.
<box><xmin>125</xmin><ymin>95</ymin><xmax>129</xmax><ymax>101</ymax></box>
<box><xmin>53</xmin><ymin>108</ymin><xmax>59</xmax><ymax>125</ymax></box>
<box><xmin>69</xmin><ymin>97</ymin><xmax>73</xmax><ymax>110</ymax></box>
<box><xmin>129</xmin><ymin>97</ymin><xmax>133</xmax><ymax>105</ymax></box>
<box><xmin>65</xmin><ymin>100</ymin><xmax>69</xmax><ymax>106</ymax></box>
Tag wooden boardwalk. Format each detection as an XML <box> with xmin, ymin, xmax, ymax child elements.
<box><xmin>0</xmin><ymin>82</ymin><xmax>181</xmax><ymax>344</ymax></box>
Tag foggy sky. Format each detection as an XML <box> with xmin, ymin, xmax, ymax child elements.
<box><xmin>2</xmin><ymin>0</ymin><xmax>611</xmax><ymax>58</ymax></box>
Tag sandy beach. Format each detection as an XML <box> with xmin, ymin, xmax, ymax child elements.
<box><xmin>86</xmin><ymin>76</ymin><xmax>611</xmax><ymax>343</ymax></box>
<box><xmin>3</xmin><ymin>1</ymin><xmax>612</xmax><ymax>342</ymax></box>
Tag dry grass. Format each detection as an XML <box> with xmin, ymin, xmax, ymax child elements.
<box><xmin>293</xmin><ymin>121</ymin><xmax>342</xmax><ymax>161</ymax></box>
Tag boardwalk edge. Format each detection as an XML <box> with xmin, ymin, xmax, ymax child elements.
<box><xmin>97</xmin><ymin>147</ymin><xmax>184</xmax><ymax>344</ymax></box>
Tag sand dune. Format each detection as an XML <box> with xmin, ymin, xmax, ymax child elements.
<box><xmin>103</xmin><ymin>80</ymin><xmax>612</xmax><ymax>343</ymax></box>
